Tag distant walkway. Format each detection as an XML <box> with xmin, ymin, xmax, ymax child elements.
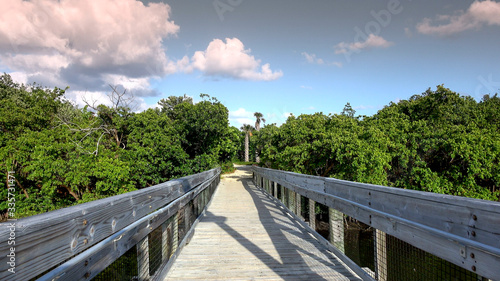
<box><xmin>165</xmin><ymin>165</ymin><xmax>362</xmax><ymax>280</ymax></box>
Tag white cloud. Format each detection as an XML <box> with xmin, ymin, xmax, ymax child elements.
<box><xmin>404</xmin><ymin>27</ymin><xmax>413</xmax><ymax>38</ymax></box>
<box><xmin>230</xmin><ymin>108</ymin><xmax>254</xmax><ymax>119</ymax></box>
<box><xmin>302</xmin><ymin>52</ymin><xmax>342</xmax><ymax>67</ymax></box>
<box><xmin>335</xmin><ymin>34</ymin><xmax>393</xmax><ymax>54</ymax></box>
<box><xmin>330</xmin><ymin>61</ymin><xmax>343</xmax><ymax>68</ymax></box>
<box><xmin>65</xmin><ymin>90</ymin><xmax>114</xmax><ymax>109</ymax></box>
<box><xmin>416</xmin><ymin>0</ymin><xmax>500</xmax><ymax>36</ymax></box>
<box><xmin>66</xmin><ymin>90</ymin><xmax>152</xmax><ymax>114</ymax></box>
<box><xmin>300</xmin><ymin>85</ymin><xmax>313</xmax><ymax>90</ymax></box>
<box><xmin>190</xmin><ymin>38</ymin><xmax>283</xmax><ymax>81</ymax></box>
<box><xmin>229</xmin><ymin>108</ymin><xmax>255</xmax><ymax>128</ymax></box>
<box><xmin>0</xmin><ymin>0</ymin><xmax>181</xmax><ymax>94</ymax></box>
<box><xmin>302</xmin><ymin>52</ymin><xmax>324</xmax><ymax>65</ymax></box>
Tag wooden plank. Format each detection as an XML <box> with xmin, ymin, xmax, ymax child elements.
<box><xmin>252</xmin><ymin>166</ymin><xmax>500</xmax><ymax>280</ymax></box>
<box><xmin>35</xmin><ymin>173</ymin><xmax>219</xmax><ymax>281</ymax></box>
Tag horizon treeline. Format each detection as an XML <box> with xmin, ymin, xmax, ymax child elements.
<box><xmin>253</xmin><ymin>85</ymin><xmax>499</xmax><ymax>201</ymax></box>
<box><xmin>2</xmin><ymin>74</ymin><xmax>499</xmax><ymax>220</ymax></box>
<box><xmin>0</xmin><ymin>74</ymin><xmax>240</xmax><ymax>219</ymax></box>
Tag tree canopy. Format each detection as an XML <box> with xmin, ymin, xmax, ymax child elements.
<box><xmin>1</xmin><ymin>76</ymin><xmax>498</xmax><ymax>221</ymax></box>
<box><xmin>254</xmin><ymin>85</ymin><xmax>500</xmax><ymax>201</ymax></box>
<box><xmin>0</xmin><ymin>74</ymin><xmax>240</xmax><ymax>219</ymax></box>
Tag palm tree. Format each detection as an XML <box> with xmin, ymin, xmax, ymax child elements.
<box><xmin>240</xmin><ymin>124</ymin><xmax>254</xmax><ymax>162</ymax></box>
<box><xmin>254</xmin><ymin>112</ymin><xmax>266</xmax><ymax>131</ymax></box>
<box><xmin>253</xmin><ymin>112</ymin><xmax>265</xmax><ymax>163</ymax></box>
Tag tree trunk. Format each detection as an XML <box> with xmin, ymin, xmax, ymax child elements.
<box><xmin>62</xmin><ymin>184</ymin><xmax>80</xmax><ymax>201</ymax></box>
<box><xmin>244</xmin><ymin>133</ymin><xmax>249</xmax><ymax>162</ymax></box>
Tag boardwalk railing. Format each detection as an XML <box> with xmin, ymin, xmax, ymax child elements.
<box><xmin>0</xmin><ymin>168</ymin><xmax>220</xmax><ymax>281</ymax></box>
<box><xmin>252</xmin><ymin>166</ymin><xmax>500</xmax><ymax>281</ymax></box>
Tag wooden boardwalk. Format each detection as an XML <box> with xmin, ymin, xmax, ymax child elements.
<box><xmin>165</xmin><ymin>166</ymin><xmax>362</xmax><ymax>280</ymax></box>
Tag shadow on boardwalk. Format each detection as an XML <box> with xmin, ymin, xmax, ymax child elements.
<box><xmin>165</xmin><ymin>165</ymin><xmax>361</xmax><ymax>280</ymax></box>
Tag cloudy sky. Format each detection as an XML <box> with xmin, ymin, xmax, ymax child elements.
<box><xmin>1</xmin><ymin>0</ymin><xmax>499</xmax><ymax>128</ymax></box>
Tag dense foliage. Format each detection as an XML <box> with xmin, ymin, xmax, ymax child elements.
<box><xmin>254</xmin><ymin>86</ymin><xmax>500</xmax><ymax>201</ymax></box>
<box><xmin>2</xmin><ymin>74</ymin><xmax>498</xmax><ymax>220</ymax></box>
<box><xmin>0</xmin><ymin>74</ymin><xmax>240</xmax><ymax>219</ymax></box>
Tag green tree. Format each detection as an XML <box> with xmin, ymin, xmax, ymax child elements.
<box><xmin>254</xmin><ymin>112</ymin><xmax>266</xmax><ymax>131</ymax></box>
<box><xmin>158</xmin><ymin>94</ymin><xmax>193</xmax><ymax>116</ymax></box>
<box><xmin>341</xmin><ymin>102</ymin><xmax>356</xmax><ymax>118</ymax></box>
<box><xmin>254</xmin><ymin>112</ymin><xmax>266</xmax><ymax>162</ymax></box>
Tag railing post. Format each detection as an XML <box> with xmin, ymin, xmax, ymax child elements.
<box><xmin>309</xmin><ymin>199</ymin><xmax>316</xmax><ymax>230</ymax></box>
<box><xmin>162</xmin><ymin>221</ymin><xmax>168</xmax><ymax>263</ymax></box>
<box><xmin>273</xmin><ymin>182</ymin><xmax>278</xmax><ymax>198</ymax></box>
<box><xmin>329</xmin><ymin>208</ymin><xmax>345</xmax><ymax>253</ymax></box>
<box><xmin>172</xmin><ymin>212</ymin><xmax>179</xmax><ymax>254</ymax></box>
<box><xmin>375</xmin><ymin>229</ymin><xmax>388</xmax><ymax>281</ymax></box>
<box><xmin>296</xmin><ymin>193</ymin><xmax>302</xmax><ymax>220</ymax></box>
<box><xmin>185</xmin><ymin>202</ymin><xmax>191</xmax><ymax>231</ymax></box>
<box><xmin>289</xmin><ymin>190</ymin><xmax>296</xmax><ymax>214</ymax></box>
<box><xmin>137</xmin><ymin>236</ymin><xmax>150</xmax><ymax>281</ymax></box>
<box><xmin>281</xmin><ymin>184</ymin><xmax>285</xmax><ymax>204</ymax></box>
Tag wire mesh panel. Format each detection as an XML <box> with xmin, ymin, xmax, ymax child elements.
<box><xmin>343</xmin><ymin>217</ymin><xmax>375</xmax><ymax>275</ymax></box>
<box><xmin>91</xmin><ymin>245</ymin><xmax>138</xmax><ymax>281</ymax></box>
<box><xmin>177</xmin><ymin>206</ymin><xmax>186</xmax><ymax>243</ymax></box>
<box><xmin>148</xmin><ymin>225</ymin><xmax>163</xmax><ymax>276</ymax></box>
<box><xmin>162</xmin><ymin>215</ymin><xmax>177</xmax><ymax>264</ymax></box>
<box><xmin>315</xmin><ymin>202</ymin><xmax>330</xmax><ymax>240</ymax></box>
<box><xmin>382</xmin><ymin>233</ymin><xmax>480</xmax><ymax>281</ymax></box>
<box><xmin>302</xmin><ymin>196</ymin><xmax>310</xmax><ymax>223</ymax></box>
<box><xmin>276</xmin><ymin>183</ymin><xmax>282</xmax><ymax>201</ymax></box>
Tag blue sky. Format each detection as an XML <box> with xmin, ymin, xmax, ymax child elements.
<box><xmin>1</xmin><ymin>0</ymin><xmax>499</xmax><ymax>128</ymax></box>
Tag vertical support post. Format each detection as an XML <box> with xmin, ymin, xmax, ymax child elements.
<box><xmin>161</xmin><ymin>222</ymin><xmax>168</xmax><ymax>263</ymax></box>
<box><xmin>172</xmin><ymin>212</ymin><xmax>178</xmax><ymax>254</ymax></box>
<box><xmin>289</xmin><ymin>190</ymin><xmax>296</xmax><ymax>214</ymax></box>
<box><xmin>375</xmin><ymin>229</ymin><xmax>388</xmax><ymax>281</ymax></box>
<box><xmin>309</xmin><ymin>199</ymin><xmax>316</xmax><ymax>230</ymax></box>
<box><xmin>137</xmin><ymin>236</ymin><xmax>150</xmax><ymax>281</ymax></box>
<box><xmin>185</xmin><ymin>202</ymin><xmax>191</xmax><ymax>232</ymax></box>
<box><xmin>296</xmin><ymin>193</ymin><xmax>302</xmax><ymax>220</ymax></box>
<box><xmin>281</xmin><ymin>184</ymin><xmax>285</xmax><ymax>204</ymax></box>
<box><xmin>329</xmin><ymin>208</ymin><xmax>345</xmax><ymax>253</ymax></box>
<box><xmin>273</xmin><ymin>182</ymin><xmax>278</xmax><ymax>198</ymax></box>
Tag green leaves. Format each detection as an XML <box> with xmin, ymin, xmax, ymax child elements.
<box><xmin>0</xmin><ymin>78</ymin><xmax>237</xmax><ymax>219</ymax></box>
<box><xmin>256</xmin><ymin>86</ymin><xmax>499</xmax><ymax>201</ymax></box>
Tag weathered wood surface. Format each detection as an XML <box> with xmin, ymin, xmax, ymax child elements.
<box><xmin>253</xmin><ymin>166</ymin><xmax>500</xmax><ymax>280</ymax></box>
<box><xmin>0</xmin><ymin>168</ymin><xmax>219</xmax><ymax>281</ymax></box>
<box><xmin>165</xmin><ymin>166</ymin><xmax>362</xmax><ymax>281</ymax></box>
<box><xmin>35</xmin><ymin>173</ymin><xmax>219</xmax><ymax>281</ymax></box>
